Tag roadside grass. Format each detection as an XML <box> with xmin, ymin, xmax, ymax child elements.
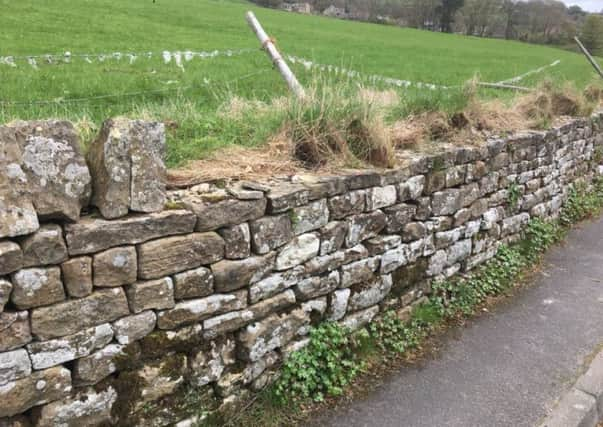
<box><xmin>211</xmin><ymin>177</ymin><xmax>603</xmax><ymax>427</ymax></box>
<box><xmin>1</xmin><ymin>0</ymin><xmax>602</xmax><ymax>167</ymax></box>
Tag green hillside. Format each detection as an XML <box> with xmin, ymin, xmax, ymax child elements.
<box><xmin>0</xmin><ymin>0</ymin><xmax>600</xmax><ymax>166</ymax></box>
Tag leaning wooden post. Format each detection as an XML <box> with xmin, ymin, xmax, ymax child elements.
<box><xmin>245</xmin><ymin>11</ymin><xmax>306</xmax><ymax>99</ymax></box>
<box><xmin>574</xmin><ymin>37</ymin><xmax>603</xmax><ymax>80</ymax></box>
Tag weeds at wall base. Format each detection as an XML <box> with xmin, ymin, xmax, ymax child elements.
<box><xmin>207</xmin><ymin>177</ymin><xmax>603</xmax><ymax>427</ymax></box>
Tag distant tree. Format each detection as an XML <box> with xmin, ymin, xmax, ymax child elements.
<box><xmin>581</xmin><ymin>14</ymin><xmax>603</xmax><ymax>56</ymax></box>
<box><xmin>501</xmin><ymin>0</ymin><xmax>519</xmax><ymax>39</ymax></box>
<box><xmin>438</xmin><ymin>0</ymin><xmax>464</xmax><ymax>32</ymax></box>
<box><xmin>457</xmin><ymin>0</ymin><xmax>502</xmax><ymax>36</ymax></box>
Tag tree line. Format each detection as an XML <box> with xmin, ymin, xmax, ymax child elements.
<box><xmin>258</xmin><ymin>0</ymin><xmax>603</xmax><ymax>55</ymax></box>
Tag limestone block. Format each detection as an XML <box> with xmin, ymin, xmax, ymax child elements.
<box><xmin>0</xmin><ymin>366</ymin><xmax>72</xmax><ymax>418</ymax></box>
<box><xmin>275</xmin><ymin>233</ymin><xmax>320</xmax><ymax>271</ymax></box>
<box><xmin>398</xmin><ymin>175</ymin><xmax>425</xmax><ymax>201</ymax></box>
<box><xmin>291</xmin><ymin>199</ymin><xmax>329</xmax><ymax>235</ymax></box>
<box><xmin>126</xmin><ymin>277</ymin><xmax>175</xmax><ymax>313</ymax></box>
<box><xmin>249</xmin><ymin>214</ymin><xmax>293</xmax><ymax>254</ymax></box>
<box><xmin>340</xmin><ymin>305</ymin><xmax>379</xmax><ymax>331</ymax></box>
<box><xmin>249</xmin><ymin>267</ymin><xmax>304</xmax><ymax>304</ymax></box>
<box><xmin>137</xmin><ymin>232</ymin><xmax>224</xmax><ymax>280</ymax></box>
<box><xmin>203</xmin><ymin>310</ymin><xmax>255</xmax><ymax>340</ymax></box>
<box><xmin>173</xmin><ymin>267</ymin><xmax>214</xmax><ymax>299</ymax></box>
<box><xmin>248</xmin><ymin>290</ymin><xmax>297</xmax><ymax>321</ymax></box>
<box><xmin>384</xmin><ymin>203</ymin><xmax>417</xmax><ymax>233</ymax></box>
<box><xmin>27</xmin><ymin>323</ymin><xmax>113</xmax><ymax>370</ymax></box>
<box><xmin>431</xmin><ymin>189</ymin><xmax>462</xmax><ymax>216</ymax></box>
<box><xmin>61</xmin><ymin>257</ymin><xmax>93</xmax><ymax>298</ymax></box>
<box><xmin>348</xmin><ymin>275</ymin><xmax>393</xmax><ymax>311</ymax></box>
<box><xmin>93</xmin><ymin>246</ymin><xmax>137</xmax><ymax>287</ymax></box>
<box><xmin>64</xmin><ymin>210</ymin><xmax>196</xmax><ymax>255</ymax></box>
<box><xmin>87</xmin><ymin>118</ymin><xmax>166</xmax><ymax>219</ymax></box>
<box><xmin>0</xmin><ymin>279</ymin><xmax>11</xmax><ymax>313</ymax></box>
<box><xmin>266</xmin><ymin>182</ymin><xmax>310</xmax><ymax>213</ymax></box>
<box><xmin>380</xmin><ymin>245</ymin><xmax>411</xmax><ymax>274</ymax></box>
<box><xmin>191</xmin><ymin>337</ymin><xmax>236</xmax><ymax>387</ymax></box>
<box><xmin>72</xmin><ymin>344</ymin><xmax>125</xmax><ymax>386</ymax></box>
<box><xmin>183</xmin><ymin>196</ymin><xmax>266</xmax><ymax>232</ymax></box>
<box><xmin>340</xmin><ymin>257</ymin><xmax>380</xmax><ymax>288</ymax></box>
<box><xmin>30</xmin><ymin>288</ymin><xmax>130</xmax><ymax>340</ymax></box>
<box><xmin>294</xmin><ymin>270</ymin><xmax>340</xmax><ymax>301</ymax></box>
<box><xmin>345</xmin><ymin>210</ymin><xmax>387</xmax><ymax>247</ymax></box>
<box><xmin>218</xmin><ymin>223</ymin><xmax>251</xmax><ymax>260</ymax></box>
<box><xmin>328</xmin><ymin>288</ymin><xmax>351</xmax><ymax>321</ymax></box>
<box><xmin>0</xmin><ymin>311</ymin><xmax>31</xmax><ymax>352</ymax></box>
<box><xmin>112</xmin><ymin>311</ymin><xmax>156</xmax><ymax>345</ymax></box>
<box><xmin>328</xmin><ymin>190</ymin><xmax>366</xmax><ymax>220</ymax></box>
<box><xmin>0</xmin><ymin>348</ymin><xmax>31</xmax><ymax>385</ymax></box>
<box><xmin>0</xmin><ymin>241</ymin><xmax>23</xmax><ymax>275</ymax></box>
<box><xmin>211</xmin><ymin>253</ymin><xmax>275</xmax><ymax>293</ymax></box>
<box><xmin>156</xmin><ymin>290</ymin><xmax>247</xmax><ymax>330</ymax></box>
<box><xmin>364</xmin><ymin>235</ymin><xmax>402</xmax><ymax>256</ymax></box>
<box><xmin>11</xmin><ymin>267</ymin><xmax>65</xmax><ymax>310</ymax></box>
<box><xmin>20</xmin><ymin>224</ymin><xmax>68</xmax><ymax>267</ymax></box>
<box><xmin>366</xmin><ymin>186</ymin><xmax>397</xmax><ymax>211</ymax></box>
<box><xmin>319</xmin><ymin>221</ymin><xmax>348</xmax><ymax>255</ymax></box>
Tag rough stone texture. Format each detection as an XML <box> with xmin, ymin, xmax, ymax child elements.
<box><xmin>0</xmin><ymin>348</ymin><xmax>31</xmax><ymax>385</ymax></box>
<box><xmin>398</xmin><ymin>175</ymin><xmax>425</xmax><ymax>201</ymax></box>
<box><xmin>10</xmin><ymin>121</ymin><xmax>91</xmax><ymax>222</ymax></box>
<box><xmin>384</xmin><ymin>203</ymin><xmax>417</xmax><ymax>233</ymax></box>
<box><xmin>31</xmin><ymin>288</ymin><xmax>130</xmax><ymax>340</ymax></box>
<box><xmin>64</xmin><ymin>210</ymin><xmax>196</xmax><ymax>255</ymax></box>
<box><xmin>126</xmin><ymin>277</ymin><xmax>175</xmax><ymax>313</ymax></box>
<box><xmin>19</xmin><ymin>224</ymin><xmax>68</xmax><ymax>267</ymax></box>
<box><xmin>0</xmin><ymin>311</ymin><xmax>31</xmax><ymax>352</ymax></box>
<box><xmin>249</xmin><ymin>214</ymin><xmax>293</xmax><ymax>254</ymax></box>
<box><xmin>61</xmin><ymin>257</ymin><xmax>93</xmax><ymax>298</ymax></box>
<box><xmin>27</xmin><ymin>323</ymin><xmax>113</xmax><ymax>370</ymax></box>
<box><xmin>275</xmin><ymin>233</ymin><xmax>320</xmax><ymax>270</ymax></box>
<box><xmin>31</xmin><ymin>386</ymin><xmax>117</xmax><ymax>427</ymax></box>
<box><xmin>340</xmin><ymin>305</ymin><xmax>379</xmax><ymax>331</ymax></box>
<box><xmin>348</xmin><ymin>275</ymin><xmax>393</xmax><ymax>311</ymax></box>
<box><xmin>346</xmin><ymin>211</ymin><xmax>387</xmax><ymax>247</ymax></box>
<box><xmin>328</xmin><ymin>190</ymin><xmax>366</xmax><ymax>220</ymax></box>
<box><xmin>295</xmin><ymin>271</ymin><xmax>340</xmax><ymax>301</ymax></box>
<box><xmin>72</xmin><ymin>344</ymin><xmax>125</xmax><ymax>386</ymax></box>
<box><xmin>219</xmin><ymin>223</ymin><xmax>251</xmax><ymax>259</ymax></box>
<box><xmin>183</xmin><ymin>196</ymin><xmax>266</xmax><ymax>232</ymax></box>
<box><xmin>291</xmin><ymin>199</ymin><xmax>329</xmax><ymax>235</ymax></box>
<box><xmin>173</xmin><ymin>267</ymin><xmax>214</xmax><ymax>299</ymax></box>
<box><xmin>0</xmin><ymin>366</ymin><xmax>72</xmax><ymax>418</ymax></box>
<box><xmin>10</xmin><ymin>267</ymin><xmax>65</xmax><ymax>310</ymax></box>
<box><xmin>211</xmin><ymin>253</ymin><xmax>275</xmax><ymax>293</ymax></box>
<box><xmin>0</xmin><ymin>241</ymin><xmax>23</xmax><ymax>276</ymax></box>
<box><xmin>366</xmin><ymin>186</ymin><xmax>397</xmax><ymax>210</ymax></box>
<box><xmin>131</xmin><ymin>355</ymin><xmax>187</xmax><ymax>410</ymax></box>
<box><xmin>0</xmin><ymin>279</ymin><xmax>11</xmax><ymax>313</ymax></box>
<box><xmin>319</xmin><ymin>221</ymin><xmax>348</xmax><ymax>255</ymax></box>
<box><xmin>328</xmin><ymin>288</ymin><xmax>351</xmax><ymax>321</ymax></box>
<box><xmin>340</xmin><ymin>258</ymin><xmax>380</xmax><ymax>288</ymax></box>
<box><xmin>191</xmin><ymin>338</ymin><xmax>236</xmax><ymax>387</ymax></box>
<box><xmin>137</xmin><ymin>232</ymin><xmax>224</xmax><ymax>279</ymax></box>
<box><xmin>93</xmin><ymin>246</ymin><xmax>137</xmax><ymax>287</ymax></box>
<box><xmin>249</xmin><ymin>267</ymin><xmax>304</xmax><ymax>304</ymax></box>
<box><xmin>203</xmin><ymin>309</ymin><xmax>255</xmax><ymax>340</ymax></box>
<box><xmin>87</xmin><ymin>118</ymin><xmax>166</xmax><ymax>219</ymax></box>
<box><xmin>112</xmin><ymin>311</ymin><xmax>156</xmax><ymax>345</ymax></box>
<box><xmin>157</xmin><ymin>291</ymin><xmax>247</xmax><ymax>330</ymax></box>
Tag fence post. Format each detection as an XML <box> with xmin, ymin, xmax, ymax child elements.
<box><xmin>574</xmin><ymin>37</ymin><xmax>603</xmax><ymax>80</ymax></box>
<box><xmin>245</xmin><ymin>11</ymin><xmax>306</xmax><ymax>100</ymax></box>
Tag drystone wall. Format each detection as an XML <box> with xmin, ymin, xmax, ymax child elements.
<box><xmin>1</xmin><ymin>113</ymin><xmax>603</xmax><ymax>426</ymax></box>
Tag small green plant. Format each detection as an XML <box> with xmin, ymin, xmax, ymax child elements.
<box><xmin>274</xmin><ymin>322</ymin><xmax>364</xmax><ymax>404</ymax></box>
<box><xmin>560</xmin><ymin>178</ymin><xmax>603</xmax><ymax>226</ymax></box>
<box><xmin>507</xmin><ymin>183</ymin><xmax>522</xmax><ymax>209</ymax></box>
<box><xmin>368</xmin><ymin>311</ymin><xmax>428</xmax><ymax>354</ymax></box>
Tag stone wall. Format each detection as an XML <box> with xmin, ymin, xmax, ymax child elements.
<box><xmin>1</xmin><ymin>113</ymin><xmax>603</xmax><ymax>426</ymax></box>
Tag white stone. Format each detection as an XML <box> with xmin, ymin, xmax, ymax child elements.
<box><xmin>275</xmin><ymin>233</ymin><xmax>320</xmax><ymax>271</ymax></box>
<box><xmin>328</xmin><ymin>289</ymin><xmax>351</xmax><ymax>321</ymax></box>
<box><xmin>0</xmin><ymin>348</ymin><xmax>31</xmax><ymax>385</ymax></box>
<box><xmin>366</xmin><ymin>186</ymin><xmax>397</xmax><ymax>210</ymax></box>
<box><xmin>112</xmin><ymin>311</ymin><xmax>156</xmax><ymax>345</ymax></box>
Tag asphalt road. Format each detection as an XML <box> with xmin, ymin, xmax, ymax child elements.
<box><xmin>313</xmin><ymin>216</ymin><xmax>603</xmax><ymax>427</ymax></box>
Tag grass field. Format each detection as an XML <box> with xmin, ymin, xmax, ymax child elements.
<box><xmin>1</xmin><ymin>0</ymin><xmax>601</xmax><ymax>167</ymax></box>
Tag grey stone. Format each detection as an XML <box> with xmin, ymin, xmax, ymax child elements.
<box><xmin>130</xmin><ymin>356</ymin><xmax>187</xmax><ymax>410</ymax></box>
<box><xmin>447</xmin><ymin>239</ymin><xmax>472</xmax><ymax>266</ymax></box>
<box><xmin>61</xmin><ymin>257</ymin><xmax>93</xmax><ymax>298</ymax></box>
<box><xmin>540</xmin><ymin>388</ymin><xmax>597</xmax><ymax>427</ymax></box>
<box><xmin>328</xmin><ymin>190</ymin><xmax>366</xmax><ymax>220</ymax></box>
<box><xmin>249</xmin><ymin>214</ymin><xmax>293</xmax><ymax>254</ymax></box>
<box><xmin>64</xmin><ymin>210</ymin><xmax>196</xmax><ymax>255</ymax></box>
<box><xmin>72</xmin><ymin>344</ymin><xmax>125</xmax><ymax>386</ymax></box>
<box><xmin>328</xmin><ymin>288</ymin><xmax>351</xmax><ymax>321</ymax></box>
<box><xmin>348</xmin><ymin>275</ymin><xmax>393</xmax><ymax>311</ymax></box>
<box><xmin>126</xmin><ymin>277</ymin><xmax>175</xmax><ymax>313</ymax></box>
<box><xmin>31</xmin><ymin>386</ymin><xmax>117</xmax><ymax>427</ymax></box>
<box><xmin>381</xmin><ymin>245</ymin><xmax>411</xmax><ymax>274</ymax></box>
<box><xmin>219</xmin><ymin>223</ymin><xmax>251</xmax><ymax>259</ymax></box>
<box><xmin>346</xmin><ymin>210</ymin><xmax>387</xmax><ymax>247</ymax></box>
<box><xmin>432</xmin><ymin>189</ymin><xmax>462</xmax><ymax>216</ymax></box>
<box><xmin>424</xmin><ymin>170</ymin><xmax>446</xmax><ymax>194</ymax></box>
<box><xmin>191</xmin><ymin>337</ymin><xmax>236</xmax><ymax>387</ymax></box>
<box><xmin>12</xmin><ymin>121</ymin><xmax>91</xmax><ymax>222</ymax></box>
<box><xmin>398</xmin><ymin>175</ymin><xmax>425</xmax><ymax>201</ymax></box>
<box><xmin>426</xmin><ymin>250</ymin><xmax>447</xmax><ymax>276</ymax></box>
<box><xmin>384</xmin><ymin>203</ymin><xmax>417</xmax><ymax>233</ymax></box>
<box><xmin>364</xmin><ymin>235</ymin><xmax>402</xmax><ymax>256</ymax></box>
<box><xmin>366</xmin><ymin>186</ymin><xmax>397</xmax><ymax>210</ymax></box>
<box><xmin>0</xmin><ymin>366</ymin><xmax>72</xmax><ymax>418</ymax></box>
<box><xmin>0</xmin><ymin>311</ymin><xmax>31</xmax><ymax>352</ymax></box>
<box><xmin>249</xmin><ymin>267</ymin><xmax>304</xmax><ymax>304</ymax></box>
<box><xmin>341</xmin><ymin>170</ymin><xmax>381</xmax><ymax>190</ymax></box>
<box><xmin>340</xmin><ymin>257</ymin><xmax>379</xmax><ymax>287</ymax></box>
<box><xmin>446</xmin><ymin>165</ymin><xmax>466</xmax><ymax>187</ymax></box>
<box><xmin>242</xmin><ymin>351</ymin><xmax>279</xmax><ymax>385</ymax></box>
<box><xmin>88</xmin><ymin>118</ymin><xmax>166</xmax><ymax>218</ymax></box>
<box><xmin>435</xmin><ymin>227</ymin><xmax>463</xmax><ymax>249</ymax></box>
<box><xmin>295</xmin><ymin>270</ymin><xmax>340</xmax><ymax>301</ymax></box>
<box><xmin>203</xmin><ymin>310</ymin><xmax>255</xmax><ymax>340</ymax></box>
<box><xmin>402</xmin><ymin>222</ymin><xmax>427</xmax><ymax>242</ymax></box>
<box><xmin>27</xmin><ymin>324</ymin><xmax>113</xmax><ymax>370</ymax></box>
<box><xmin>19</xmin><ymin>224</ymin><xmax>68</xmax><ymax>267</ymax></box>
<box><xmin>0</xmin><ymin>348</ymin><xmax>31</xmax><ymax>385</ymax></box>
<box><xmin>454</xmin><ymin>208</ymin><xmax>472</xmax><ymax>226</ymax></box>
<box><xmin>173</xmin><ymin>267</ymin><xmax>214</xmax><ymax>299</ymax></box>
<box><xmin>0</xmin><ymin>241</ymin><xmax>22</xmax><ymax>275</ymax></box>
<box><xmin>305</xmin><ymin>244</ymin><xmax>368</xmax><ymax>276</ymax></box>
<box><xmin>11</xmin><ymin>267</ymin><xmax>64</xmax><ymax>310</ymax></box>
<box><xmin>211</xmin><ymin>253</ymin><xmax>275</xmax><ymax>293</ymax></box>
<box><xmin>137</xmin><ymin>232</ymin><xmax>224</xmax><ymax>279</ymax></box>
<box><xmin>414</xmin><ymin>197</ymin><xmax>432</xmax><ymax>220</ymax></box>
<box><xmin>481</xmin><ymin>207</ymin><xmax>504</xmax><ymax>230</ymax></box>
<box><xmin>183</xmin><ymin>196</ymin><xmax>266</xmax><ymax>232</ymax></box>
<box><xmin>249</xmin><ymin>290</ymin><xmax>297</xmax><ymax>320</ymax></box>
<box><xmin>112</xmin><ymin>311</ymin><xmax>156</xmax><ymax>345</ymax></box>
<box><xmin>93</xmin><ymin>246</ymin><xmax>137</xmax><ymax>287</ymax></box>
<box><xmin>501</xmin><ymin>213</ymin><xmax>530</xmax><ymax>236</ymax></box>
<box><xmin>157</xmin><ymin>290</ymin><xmax>247</xmax><ymax>329</ymax></box>
<box><xmin>340</xmin><ymin>305</ymin><xmax>379</xmax><ymax>331</ymax></box>
<box><xmin>319</xmin><ymin>221</ymin><xmax>348</xmax><ymax>255</ymax></box>
<box><xmin>237</xmin><ymin>308</ymin><xmax>309</xmax><ymax>361</ymax></box>
<box><xmin>266</xmin><ymin>183</ymin><xmax>310</xmax><ymax>213</ymax></box>
<box><xmin>291</xmin><ymin>199</ymin><xmax>329</xmax><ymax>235</ymax></box>
<box><xmin>275</xmin><ymin>233</ymin><xmax>320</xmax><ymax>270</ymax></box>
<box><xmin>31</xmin><ymin>288</ymin><xmax>130</xmax><ymax>340</ymax></box>
<box><xmin>0</xmin><ymin>279</ymin><xmax>11</xmax><ymax>313</ymax></box>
